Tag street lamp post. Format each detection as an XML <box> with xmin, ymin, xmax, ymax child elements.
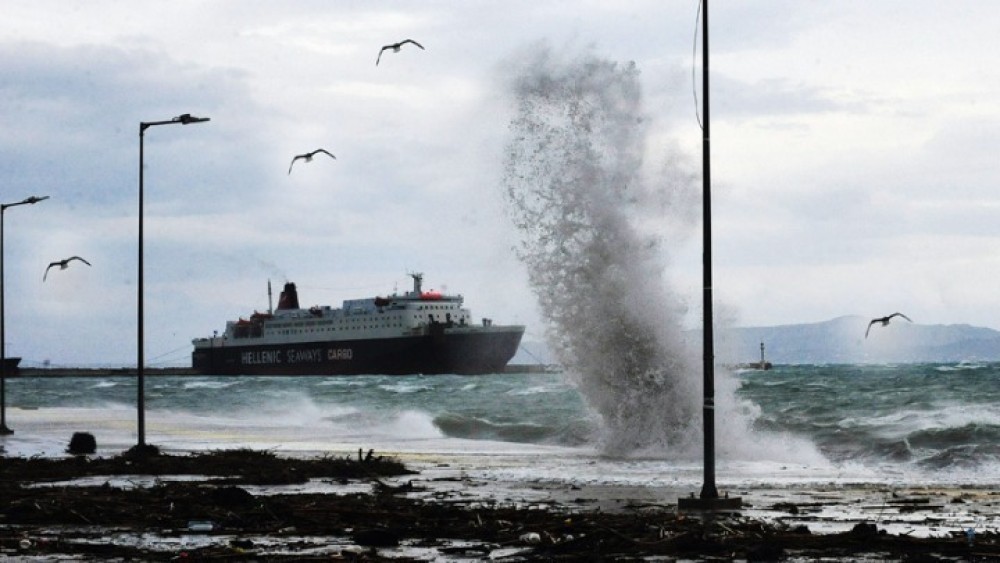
<box><xmin>0</xmin><ymin>195</ymin><xmax>50</xmax><ymax>435</ymax></box>
<box><xmin>678</xmin><ymin>0</ymin><xmax>741</xmax><ymax>512</ymax></box>
<box><xmin>137</xmin><ymin>113</ymin><xmax>209</xmax><ymax>447</ymax></box>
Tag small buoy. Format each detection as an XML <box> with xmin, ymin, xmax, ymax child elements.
<box><xmin>18</xmin><ymin>538</ymin><xmax>31</xmax><ymax>550</ymax></box>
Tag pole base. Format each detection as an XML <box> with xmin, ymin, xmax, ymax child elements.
<box><xmin>0</xmin><ymin>424</ymin><xmax>13</xmax><ymax>436</ymax></box>
<box><xmin>678</xmin><ymin>494</ymin><xmax>742</xmax><ymax>512</ymax></box>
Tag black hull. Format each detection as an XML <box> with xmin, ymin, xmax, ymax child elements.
<box><xmin>192</xmin><ymin>329</ymin><xmax>523</xmax><ymax>376</ymax></box>
<box><xmin>1</xmin><ymin>357</ymin><xmax>20</xmax><ymax>375</ymax></box>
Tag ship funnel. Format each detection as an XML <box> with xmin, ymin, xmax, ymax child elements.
<box><xmin>409</xmin><ymin>272</ymin><xmax>423</xmax><ymax>295</ymax></box>
<box><xmin>277</xmin><ymin>282</ymin><xmax>300</xmax><ymax>310</ymax></box>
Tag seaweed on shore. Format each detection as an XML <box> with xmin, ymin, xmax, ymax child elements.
<box><xmin>1</xmin><ymin>449</ymin><xmax>998</xmax><ymax>561</ymax></box>
<box><xmin>1</xmin><ymin>447</ymin><xmax>412</xmax><ymax>485</ymax></box>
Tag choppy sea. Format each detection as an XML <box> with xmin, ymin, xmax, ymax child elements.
<box><xmin>3</xmin><ymin>362</ymin><xmax>999</xmax><ymax>492</ymax></box>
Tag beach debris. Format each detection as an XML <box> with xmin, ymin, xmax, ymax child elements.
<box><xmin>772</xmin><ymin>501</ymin><xmax>799</xmax><ymax>514</ymax></box>
<box><xmin>746</xmin><ymin>541</ymin><xmax>784</xmax><ymax>561</ymax></box>
<box><xmin>124</xmin><ymin>443</ymin><xmax>161</xmax><ymax>459</ymax></box>
<box><xmin>210</xmin><ymin>485</ymin><xmax>255</xmax><ymax>507</ymax></box>
<box><xmin>848</xmin><ymin>521</ymin><xmax>884</xmax><ymax>538</ymax></box>
<box><xmin>352</xmin><ymin>527</ymin><xmax>400</xmax><ymax>547</ymax></box>
<box><xmin>43</xmin><ymin>256</ymin><xmax>91</xmax><ymax>281</ymax></box>
<box><xmin>519</xmin><ymin>531</ymin><xmax>542</xmax><ymax>544</ymax></box>
<box><xmin>187</xmin><ymin>520</ymin><xmax>215</xmax><ymax>532</ymax></box>
<box><xmin>66</xmin><ymin>432</ymin><xmax>97</xmax><ymax>455</ymax></box>
<box><xmin>230</xmin><ymin>538</ymin><xmax>254</xmax><ymax>550</ymax></box>
<box><xmin>865</xmin><ymin>312</ymin><xmax>912</xmax><ymax>338</ymax></box>
<box><xmin>3</xmin><ymin>448</ymin><xmax>999</xmax><ymax>561</ymax></box>
<box><xmin>288</xmin><ymin>148</ymin><xmax>335</xmax><ymax>174</ymax></box>
<box><xmin>376</xmin><ymin>39</ymin><xmax>424</xmax><ymax>65</ymax></box>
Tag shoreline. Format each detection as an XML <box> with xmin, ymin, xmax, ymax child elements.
<box><xmin>2</xmin><ymin>447</ymin><xmax>998</xmax><ymax>560</ymax></box>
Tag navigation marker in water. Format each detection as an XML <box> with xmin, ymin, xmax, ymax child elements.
<box><xmin>865</xmin><ymin>312</ymin><xmax>913</xmax><ymax>338</ymax></box>
<box><xmin>288</xmin><ymin>149</ymin><xmax>336</xmax><ymax>175</ymax></box>
<box><xmin>376</xmin><ymin>39</ymin><xmax>424</xmax><ymax>66</ymax></box>
<box><xmin>43</xmin><ymin>256</ymin><xmax>91</xmax><ymax>281</ymax></box>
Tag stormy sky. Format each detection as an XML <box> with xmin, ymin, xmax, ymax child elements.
<box><xmin>3</xmin><ymin>1</ymin><xmax>1000</xmax><ymax>366</ymax></box>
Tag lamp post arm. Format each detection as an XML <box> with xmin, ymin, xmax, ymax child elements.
<box><xmin>141</xmin><ymin>114</ymin><xmax>211</xmax><ymax>133</ymax></box>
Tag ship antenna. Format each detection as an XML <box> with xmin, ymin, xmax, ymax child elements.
<box><xmin>267</xmin><ymin>279</ymin><xmax>273</xmax><ymax>315</ymax></box>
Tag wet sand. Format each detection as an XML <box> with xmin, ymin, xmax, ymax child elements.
<box><xmin>2</xmin><ymin>448</ymin><xmax>998</xmax><ymax>561</ymax></box>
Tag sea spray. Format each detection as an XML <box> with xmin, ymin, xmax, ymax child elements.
<box><xmin>500</xmin><ymin>46</ymin><xmax>701</xmax><ymax>456</ymax></box>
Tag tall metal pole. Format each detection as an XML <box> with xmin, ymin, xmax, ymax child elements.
<box><xmin>138</xmin><ymin>124</ymin><xmax>146</xmax><ymax>446</ymax></box>
<box><xmin>0</xmin><ymin>208</ymin><xmax>8</xmax><ymax>435</ymax></box>
<box><xmin>137</xmin><ymin>114</ymin><xmax>209</xmax><ymax>448</ymax></box>
<box><xmin>679</xmin><ymin>0</ymin><xmax>740</xmax><ymax>512</ymax></box>
<box><xmin>0</xmin><ymin>195</ymin><xmax>49</xmax><ymax>435</ymax></box>
<box><xmin>699</xmin><ymin>0</ymin><xmax>718</xmax><ymax>501</ymax></box>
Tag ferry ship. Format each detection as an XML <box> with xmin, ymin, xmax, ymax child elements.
<box><xmin>191</xmin><ymin>274</ymin><xmax>525</xmax><ymax>375</ymax></box>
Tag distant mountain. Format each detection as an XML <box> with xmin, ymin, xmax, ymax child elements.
<box><xmin>512</xmin><ymin>316</ymin><xmax>1000</xmax><ymax>367</ymax></box>
<box><xmin>717</xmin><ymin>315</ymin><xmax>1000</xmax><ymax>365</ymax></box>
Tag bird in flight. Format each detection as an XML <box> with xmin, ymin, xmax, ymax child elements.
<box><xmin>865</xmin><ymin>312</ymin><xmax>913</xmax><ymax>338</ymax></box>
<box><xmin>288</xmin><ymin>149</ymin><xmax>336</xmax><ymax>174</ymax></box>
<box><xmin>44</xmin><ymin>256</ymin><xmax>92</xmax><ymax>281</ymax></box>
<box><xmin>376</xmin><ymin>39</ymin><xmax>424</xmax><ymax>66</ymax></box>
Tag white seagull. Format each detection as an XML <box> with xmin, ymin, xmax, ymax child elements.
<box><xmin>376</xmin><ymin>39</ymin><xmax>424</xmax><ymax>66</ymax></box>
<box><xmin>865</xmin><ymin>312</ymin><xmax>913</xmax><ymax>338</ymax></box>
<box><xmin>44</xmin><ymin>256</ymin><xmax>92</xmax><ymax>281</ymax></box>
<box><xmin>288</xmin><ymin>148</ymin><xmax>336</xmax><ymax>175</ymax></box>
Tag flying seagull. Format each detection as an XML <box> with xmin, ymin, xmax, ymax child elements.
<box><xmin>288</xmin><ymin>148</ymin><xmax>336</xmax><ymax>174</ymax></box>
<box><xmin>43</xmin><ymin>256</ymin><xmax>92</xmax><ymax>281</ymax></box>
<box><xmin>376</xmin><ymin>39</ymin><xmax>424</xmax><ymax>66</ymax></box>
<box><xmin>865</xmin><ymin>312</ymin><xmax>913</xmax><ymax>338</ymax></box>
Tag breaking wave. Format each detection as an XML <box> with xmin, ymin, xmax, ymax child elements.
<box><xmin>500</xmin><ymin>45</ymin><xmax>701</xmax><ymax>456</ymax></box>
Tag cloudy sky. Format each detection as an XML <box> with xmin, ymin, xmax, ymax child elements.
<box><xmin>2</xmin><ymin>1</ymin><xmax>999</xmax><ymax>367</ymax></box>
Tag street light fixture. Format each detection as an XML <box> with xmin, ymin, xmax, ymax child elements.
<box><xmin>0</xmin><ymin>195</ymin><xmax>50</xmax><ymax>435</ymax></box>
<box><xmin>137</xmin><ymin>113</ymin><xmax>209</xmax><ymax>447</ymax></box>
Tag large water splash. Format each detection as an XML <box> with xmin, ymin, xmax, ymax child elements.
<box><xmin>500</xmin><ymin>46</ymin><xmax>702</xmax><ymax>457</ymax></box>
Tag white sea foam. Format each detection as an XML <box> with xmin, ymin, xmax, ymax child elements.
<box><xmin>378</xmin><ymin>382</ymin><xmax>432</xmax><ymax>394</ymax></box>
<box><xmin>181</xmin><ymin>379</ymin><xmax>241</xmax><ymax>390</ymax></box>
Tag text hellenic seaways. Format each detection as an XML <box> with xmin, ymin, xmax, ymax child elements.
<box><xmin>241</xmin><ymin>348</ymin><xmax>353</xmax><ymax>365</ymax></box>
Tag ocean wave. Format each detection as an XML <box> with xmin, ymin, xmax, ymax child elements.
<box><xmin>505</xmin><ymin>384</ymin><xmax>563</xmax><ymax>396</ymax></box>
<box><xmin>935</xmin><ymin>361</ymin><xmax>986</xmax><ymax>372</ymax></box>
<box><xmin>433</xmin><ymin>412</ymin><xmax>591</xmax><ymax>446</ymax></box>
<box><xmin>181</xmin><ymin>379</ymin><xmax>241</xmax><ymax>390</ymax></box>
<box><xmin>916</xmin><ymin>443</ymin><xmax>1000</xmax><ymax>470</ymax></box>
<box><xmin>377</xmin><ymin>382</ymin><xmax>432</xmax><ymax>394</ymax></box>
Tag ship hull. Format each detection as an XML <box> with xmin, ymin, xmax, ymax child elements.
<box><xmin>192</xmin><ymin>327</ymin><xmax>524</xmax><ymax>376</ymax></box>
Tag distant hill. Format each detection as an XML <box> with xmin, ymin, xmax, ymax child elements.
<box><xmin>514</xmin><ymin>316</ymin><xmax>1000</xmax><ymax>367</ymax></box>
<box><xmin>717</xmin><ymin>316</ymin><xmax>1000</xmax><ymax>365</ymax></box>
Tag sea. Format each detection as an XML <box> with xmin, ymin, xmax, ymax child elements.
<box><xmin>3</xmin><ymin>362</ymin><xmax>999</xmax><ymax>494</ymax></box>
